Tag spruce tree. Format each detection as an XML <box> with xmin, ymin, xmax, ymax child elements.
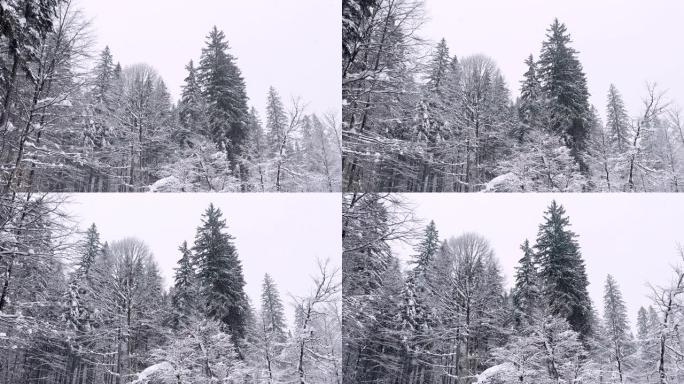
<box><xmin>636</xmin><ymin>306</ymin><xmax>656</xmax><ymax>364</ymax></box>
<box><xmin>535</xmin><ymin>200</ymin><xmax>592</xmax><ymax>338</ymax></box>
<box><xmin>198</xmin><ymin>26</ymin><xmax>249</xmax><ymax>168</ymax></box>
<box><xmin>420</xmin><ymin>40</ymin><xmax>454</xmax><ymax>191</ymax></box>
<box><xmin>538</xmin><ymin>19</ymin><xmax>591</xmax><ymax>170</ymax></box>
<box><xmin>177</xmin><ymin>60</ymin><xmax>206</xmax><ymax>146</ymax></box>
<box><xmin>245</xmin><ymin>107</ymin><xmax>267</xmax><ymax>190</ymax></box>
<box><xmin>265</xmin><ymin>86</ymin><xmax>288</xmax><ymax>155</ymax></box>
<box><xmin>636</xmin><ymin>306</ymin><xmax>648</xmax><ymax>344</ymax></box>
<box><xmin>172</xmin><ymin>240</ymin><xmax>196</xmax><ymax>319</ymax></box>
<box><xmin>93</xmin><ymin>47</ymin><xmax>115</xmax><ymax>105</ymax></box>
<box><xmin>411</xmin><ymin>220</ymin><xmax>439</xmax><ymax>277</ymax></box>
<box><xmin>513</xmin><ymin>239</ymin><xmax>540</xmax><ymax>324</ymax></box>
<box><xmin>192</xmin><ymin>203</ymin><xmax>249</xmax><ymax>343</ymax></box>
<box><xmin>605</xmin><ymin>84</ymin><xmax>632</xmax><ymax>152</ymax></box>
<box><xmin>260</xmin><ymin>273</ymin><xmax>286</xmax><ymax>342</ymax></box>
<box><xmin>89</xmin><ymin>47</ymin><xmax>118</xmax><ymax>189</ymax></box>
<box><xmin>78</xmin><ymin>223</ymin><xmax>101</xmax><ymax>278</ymax></box>
<box><xmin>426</xmin><ymin>38</ymin><xmax>451</xmax><ymax>94</ymax></box>
<box><xmin>518</xmin><ymin>54</ymin><xmax>543</xmax><ymax>142</ymax></box>
<box><xmin>603</xmin><ymin>274</ymin><xmax>631</xmax><ymax>383</ymax></box>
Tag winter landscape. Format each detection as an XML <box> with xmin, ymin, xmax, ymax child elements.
<box><xmin>343</xmin><ymin>193</ymin><xmax>684</xmax><ymax>383</ymax></box>
<box><xmin>0</xmin><ymin>0</ymin><xmax>341</xmax><ymax>192</ymax></box>
<box><xmin>0</xmin><ymin>193</ymin><xmax>341</xmax><ymax>383</ymax></box>
<box><xmin>342</xmin><ymin>0</ymin><xmax>684</xmax><ymax>192</ymax></box>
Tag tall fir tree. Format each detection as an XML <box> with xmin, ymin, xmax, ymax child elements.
<box><xmin>177</xmin><ymin>60</ymin><xmax>207</xmax><ymax>146</ymax></box>
<box><xmin>245</xmin><ymin>107</ymin><xmax>267</xmax><ymax>190</ymax></box>
<box><xmin>260</xmin><ymin>273</ymin><xmax>286</xmax><ymax>341</ymax></box>
<box><xmin>538</xmin><ymin>19</ymin><xmax>591</xmax><ymax>170</ymax></box>
<box><xmin>518</xmin><ymin>54</ymin><xmax>543</xmax><ymax>142</ymax></box>
<box><xmin>93</xmin><ymin>47</ymin><xmax>115</xmax><ymax>105</ymax></box>
<box><xmin>198</xmin><ymin>26</ymin><xmax>249</xmax><ymax>170</ymax></box>
<box><xmin>412</xmin><ymin>220</ymin><xmax>439</xmax><ymax>276</ymax></box>
<box><xmin>77</xmin><ymin>223</ymin><xmax>102</xmax><ymax>278</ymax></box>
<box><xmin>265</xmin><ymin>86</ymin><xmax>288</xmax><ymax>155</ymax></box>
<box><xmin>192</xmin><ymin>203</ymin><xmax>249</xmax><ymax>344</ymax></box>
<box><xmin>512</xmin><ymin>239</ymin><xmax>540</xmax><ymax>324</ymax></box>
<box><xmin>605</xmin><ymin>84</ymin><xmax>632</xmax><ymax>152</ymax></box>
<box><xmin>535</xmin><ymin>200</ymin><xmax>593</xmax><ymax>338</ymax></box>
<box><xmin>635</xmin><ymin>306</ymin><xmax>658</xmax><ymax>366</ymax></box>
<box><xmin>603</xmin><ymin>274</ymin><xmax>631</xmax><ymax>383</ymax></box>
<box><xmin>426</xmin><ymin>38</ymin><xmax>451</xmax><ymax>94</ymax></box>
<box><xmin>78</xmin><ymin>223</ymin><xmax>101</xmax><ymax>278</ymax></box>
<box><xmin>172</xmin><ymin>240</ymin><xmax>196</xmax><ymax>321</ymax></box>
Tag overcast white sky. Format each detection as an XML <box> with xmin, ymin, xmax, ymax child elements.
<box><xmin>422</xmin><ymin>0</ymin><xmax>684</xmax><ymax>121</ymax></box>
<box><xmin>62</xmin><ymin>193</ymin><xmax>341</xmax><ymax>328</ymax></box>
<box><xmin>78</xmin><ymin>0</ymin><xmax>341</xmax><ymax>118</ymax></box>
<box><xmin>393</xmin><ymin>193</ymin><xmax>684</xmax><ymax>331</ymax></box>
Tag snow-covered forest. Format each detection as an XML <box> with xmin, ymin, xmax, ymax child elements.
<box><xmin>0</xmin><ymin>194</ymin><xmax>341</xmax><ymax>383</ymax></box>
<box><xmin>342</xmin><ymin>193</ymin><xmax>684</xmax><ymax>383</ymax></box>
<box><xmin>342</xmin><ymin>0</ymin><xmax>684</xmax><ymax>192</ymax></box>
<box><xmin>0</xmin><ymin>0</ymin><xmax>341</xmax><ymax>193</ymax></box>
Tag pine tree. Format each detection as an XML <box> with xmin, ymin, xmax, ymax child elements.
<box><xmin>172</xmin><ymin>240</ymin><xmax>196</xmax><ymax>320</ymax></box>
<box><xmin>635</xmin><ymin>305</ymin><xmax>658</xmax><ymax>374</ymax></box>
<box><xmin>411</xmin><ymin>220</ymin><xmax>439</xmax><ymax>278</ymax></box>
<box><xmin>192</xmin><ymin>203</ymin><xmax>249</xmax><ymax>344</ymax></box>
<box><xmin>636</xmin><ymin>307</ymin><xmax>649</xmax><ymax>347</ymax></box>
<box><xmin>538</xmin><ymin>19</ymin><xmax>591</xmax><ymax>170</ymax></box>
<box><xmin>512</xmin><ymin>239</ymin><xmax>540</xmax><ymax>324</ymax></box>
<box><xmin>87</xmin><ymin>47</ymin><xmax>119</xmax><ymax>191</ymax></box>
<box><xmin>245</xmin><ymin>107</ymin><xmax>267</xmax><ymax>191</ymax></box>
<box><xmin>603</xmin><ymin>274</ymin><xmax>631</xmax><ymax>383</ymax></box>
<box><xmin>535</xmin><ymin>200</ymin><xmax>593</xmax><ymax>338</ymax></box>
<box><xmin>256</xmin><ymin>273</ymin><xmax>287</xmax><ymax>381</ymax></box>
<box><xmin>78</xmin><ymin>223</ymin><xmax>101</xmax><ymax>278</ymax></box>
<box><xmin>67</xmin><ymin>223</ymin><xmax>101</xmax><ymax>337</ymax></box>
<box><xmin>198</xmin><ymin>26</ymin><xmax>249</xmax><ymax>169</ymax></box>
<box><xmin>426</xmin><ymin>38</ymin><xmax>451</xmax><ymax>94</ymax></box>
<box><xmin>260</xmin><ymin>273</ymin><xmax>286</xmax><ymax>341</ymax></box>
<box><xmin>605</xmin><ymin>84</ymin><xmax>632</xmax><ymax>152</ymax></box>
<box><xmin>177</xmin><ymin>60</ymin><xmax>207</xmax><ymax>146</ymax></box>
<box><xmin>518</xmin><ymin>54</ymin><xmax>543</xmax><ymax>142</ymax></box>
<box><xmin>265</xmin><ymin>86</ymin><xmax>288</xmax><ymax>155</ymax></box>
<box><xmin>93</xmin><ymin>47</ymin><xmax>115</xmax><ymax>105</ymax></box>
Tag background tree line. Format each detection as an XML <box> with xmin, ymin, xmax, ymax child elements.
<box><xmin>0</xmin><ymin>0</ymin><xmax>341</xmax><ymax>193</ymax></box>
<box><xmin>0</xmin><ymin>196</ymin><xmax>341</xmax><ymax>383</ymax></box>
<box><xmin>342</xmin><ymin>193</ymin><xmax>684</xmax><ymax>383</ymax></box>
<box><xmin>342</xmin><ymin>0</ymin><xmax>683</xmax><ymax>192</ymax></box>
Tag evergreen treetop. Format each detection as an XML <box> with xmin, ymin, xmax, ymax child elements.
<box><xmin>535</xmin><ymin>200</ymin><xmax>592</xmax><ymax>338</ymax></box>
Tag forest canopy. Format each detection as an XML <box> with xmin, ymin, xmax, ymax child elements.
<box><xmin>0</xmin><ymin>194</ymin><xmax>342</xmax><ymax>383</ymax></box>
<box><xmin>0</xmin><ymin>0</ymin><xmax>342</xmax><ymax>193</ymax></box>
<box><xmin>342</xmin><ymin>193</ymin><xmax>684</xmax><ymax>383</ymax></box>
<box><xmin>342</xmin><ymin>0</ymin><xmax>683</xmax><ymax>192</ymax></box>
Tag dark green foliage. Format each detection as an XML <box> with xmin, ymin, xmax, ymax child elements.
<box><xmin>77</xmin><ymin>223</ymin><xmax>101</xmax><ymax>277</ymax></box>
<box><xmin>518</xmin><ymin>54</ymin><xmax>543</xmax><ymax>141</ymax></box>
<box><xmin>512</xmin><ymin>239</ymin><xmax>540</xmax><ymax>324</ymax></box>
<box><xmin>198</xmin><ymin>26</ymin><xmax>249</xmax><ymax>168</ymax></box>
<box><xmin>535</xmin><ymin>200</ymin><xmax>593</xmax><ymax>338</ymax></box>
<box><xmin>260</xmin><ymin>273</ymin><xmax>286</xmax><ymax>341</ymax></box>
<box><xmin>192</xmin><ymin>203</ymin><xmax>249</xmax><ymax>342</ymax></box>
<box><xmin>538</xmin><ymin>19</ymin><xmax>591</xmax><ymax>169</ymax></box>
<box><xmin>412</xmin><ymin>220</ymin><xmax>439</xmax><ymax>277</ymax></box>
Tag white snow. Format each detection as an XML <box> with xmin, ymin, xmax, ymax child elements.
<box><xmin>56</xmin><ymin>99</ymin><xmax>72</xmax><ymax>107</ymax></box>
<box><xmin>148</xmin><ymin>176</ymin><xmax>183</xmax><ymax>192</ymax></box>
<box><xmin>131</xmin><ymin>361</ymin><xmax>175</xmax><ymax>384</ymax></box>
<box><xmin>484</xmin><ymin>172</ymin><xmax>521</xmax><ymax>192</ymax></box>
<box><xmin>475</xmin><ymin>362</ymin><xmax>515</xmax><ymax>383</ymax></box>
<box><xmin>0</xmin><ymin>232</ymin><xmax>17</xmax><ymax>244</ymax></box>
<box><xmin>5</xmin><ymin>121</ymin><xmax>15</xmax><ymax>133</ymax></box>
